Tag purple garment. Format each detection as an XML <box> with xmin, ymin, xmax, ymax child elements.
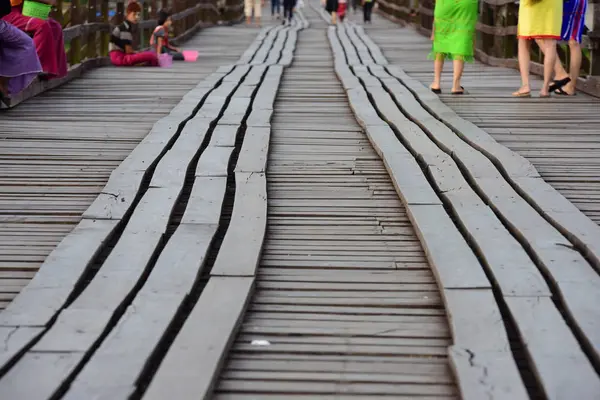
<box><xmin>0</xmin><ymin>20</ymin><xmax>42</xmax><ymax>95</ymax></box>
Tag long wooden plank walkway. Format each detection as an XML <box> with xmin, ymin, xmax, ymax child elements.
<box><xmin>0</xmin><ymin>23</ymin><xmax>263</xmax><ymax>309</ymax></box>
<box><xmin>0</xmin><ymin>2</ymin><xmax>599</xmax><ymax>399</ymax></box>
<box><xmin>361</xmin><ymin>13</ymin><xmax>600</xmax><ymax>225</ymax></box>
<box><xmin>215</xmin><ymin>11</ymin><xmax>456</xmax><ymax>398</ymax></box>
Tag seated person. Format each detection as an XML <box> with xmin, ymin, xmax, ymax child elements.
<box><xmin>0</xmin><ymin>0</ymin><xmax>43</xmax><ymax>103</ymax></box>
<box><xmin>1</xmin><ymin>0</ymin><xmax>67</xmax><ymax>80</ymax></box>
<box><xmin>151</xmin><ymin>9</ymin><xmax>183</xmax><ymax>60</ymax></box>
<box><xmin>109</xmin><ymin>1</ymin><xmax>159</xmax><ymax>67</ymax></box>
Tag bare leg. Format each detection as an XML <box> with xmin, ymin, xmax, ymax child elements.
<box><xmin>246</xmin><ymin>16</ymin><xmax>251</xmax><ymax>25</ymax></box>
<box><xmin>539</xmin><ymin>38</ymin><xmax>557</xmax><ymax>96</ymax></box>
<box><xmin>430</xmin><ymin>54</ymin><xmax>443</xmax><ymax>90</ymax></box>
<box><xmin>331</xmin><ymin>11</ymin><xmax>337</xmax><ymax>24</ymax></box>
<box><xmin>256</xmin><ymin>16</ymin><xmax>261</xmax><ymax>26</ymax></box>
<box><xmin>536</xmin><ymin>38</ymin><xmax>569</xmax><ymax>81</ymax></box>
<box><xmin>563</xmin><ymin>40</ymin><xmax>581</xmax><ymax>94</ymax></box>
<box><xmin>553</xmin><ymin>55</ymin><xmax>570</xmax><ymax>81</ymax></box>
<box><xmin>452</xmin><ymin>59</ymin><xmax>464</xmax><ymax>93</ymax></box>
<box><xmin>513</xmin><ymin>38</ymin><xmax>531</xmax><ymax>96</ymax></box>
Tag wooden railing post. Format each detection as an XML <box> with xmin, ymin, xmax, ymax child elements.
<box><xmin>70</xmin><ymin>0</ymin><xmax>82</xmax><ymax>64</ymax></box>
<box><xmin>100</xmin><ymin>0</ymin><xmax>109</xmax><ymax>56</ymax></box>
<box><xmin>87</xmin><ymin>0</ymin><xmax>98</xmax><ymax>59</ymax></box>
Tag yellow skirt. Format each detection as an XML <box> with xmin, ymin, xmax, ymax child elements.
<box><xmin>517</xmin><ymin>0</ymin><xmax>562</xmax><ymax>39</ymax></box>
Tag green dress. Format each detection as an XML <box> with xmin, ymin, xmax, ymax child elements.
<box><xmin>430</xmin><ymin>0</ymin><xmax>478</xmax><ymax>61</ymax></box>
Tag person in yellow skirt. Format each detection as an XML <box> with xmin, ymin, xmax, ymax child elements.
<box><xmin>513</xmin><ymin>0</ymin><xmax>563</xmax><ymax>97</ymax></box>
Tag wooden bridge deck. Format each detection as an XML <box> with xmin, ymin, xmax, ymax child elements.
<box><xmin>0</xmin><ymin>24</ymin><xmax>263</xmax><ymax>309</ymax></box>
<box><xmin>0</xmin><ymin>3</ymin><xmax>599</xmax><ymax>399</ymax></box>
<box><xmin>363</xmin><ymin>14</ymin><xmax>600</xmax><ymax>225</ymax></box>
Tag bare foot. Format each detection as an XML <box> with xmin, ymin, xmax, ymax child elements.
<box><xmin>429</xmin><ymin>83</ymin><xmax>441</xmax><ymax>92</ymax></box>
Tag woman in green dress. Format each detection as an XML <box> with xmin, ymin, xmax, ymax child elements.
<box><xmin>429</xmin><ymin>0</ymin><xmax>479</xmax><ymax>94</ymax></box>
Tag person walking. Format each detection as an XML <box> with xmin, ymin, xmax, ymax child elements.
<box><xmin>547</xmin><ymin>0</ymin><xmax>588</xmax><ymax>95</ymax></box>
<box><xmin>428</xmin><ymin>0</ymin><xmax>478</xmax><ymax>95</ymax></box>
<box><xmin>512</xmin><ymin>0</ymin><xmax>562</xmax><ymax>97</ymax></box>
<box><xmin>282</xmin><ymin>0</ymin><xmax>296</xmax><ymax>23</ymax></box>
<box><xmin>326</xmin><ymin>0</ymin><xmax>338</xmax><ymax>24</ymax></box>
<box><xmin>362</xmin><ymin>0</ymin><xmax>375</xmax><ymax>23</ymax></box>
<box><xmin>245</xmin><ymin>0</ymin><xmax>265</xmax><ymax>26</ymax></box>
<box><xmin>271</xmin><ymin>0</ymin><xmax>281</xmax><ymax>19</ymax></box>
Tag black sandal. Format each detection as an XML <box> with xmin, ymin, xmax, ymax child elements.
<box><xmin>549</xmin><ymin>77</ymin><xmax>570</xmax><ymax>93</ymax></box>
<box><xmin>451</xmin><ymin>86</ymin><xmax>465</xmax><ymax>95</ymax></box>
<box><xmin>430</xmin><ymin>87</ymin><xmax>441</xmax><ymax>94</ymax></box>
<box><xmin>554</xmin><ymin>87</ymin><xmax>576</xmax><ymax>96</ymax></box>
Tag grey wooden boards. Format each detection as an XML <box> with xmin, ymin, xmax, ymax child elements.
<box><xmin>329</xmin><ymin>21</ymin><xmax>600</xmax><ymax>399</ymax></box>
<box><xmin>0</xmin><ymin>25</ymin><xmax>265</xmax><ymax>313</ymax></box>
<box><xmin>0</xmin><ymin>14</ymin><xmax>307</xmax><ymax>400</ymax></box>
<box><xmin>215</xmin><ymin>15</ymin><xmax>457</xmax><ymax>398</ymax></box>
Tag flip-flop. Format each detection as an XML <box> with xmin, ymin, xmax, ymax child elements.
<box><xmin>554</xmin><ymin>87</ymin><xmax>577</xmax><ymax>96</ymax></box>
<box><xmin>512</xmin><ymin>91</ymin><xmax>531</xmax><ymax>98</ymax></box>
<box><xmin>430</xmin><ymin>87</ymin><xmax>441</xmax><ymax>94</ymax></box>
<box><xmin>548</xmin><ymin>77</ymin><xmax>570</xmax><ymax>93</ymax></box>
<box><xmin>451</xmin><ymin>86</ymin><xmax>465</xmax><ymax>95</ymax></box>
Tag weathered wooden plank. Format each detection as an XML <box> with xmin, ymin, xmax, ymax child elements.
<box><xmin>505</xmin><ymin>296</ymin><xmax>600</xmax><ymax>399</ymax></box>
<box><xmin>404</xmin><ymin>204</ymin><xmax>491</xmax><ymax>289</ymax></box>
<box><xmin>0</xmin><ymin>326</ymin><xmax>44</xmax><ymax>371</ymax></box>
<box><xmin>235</xmin><ymin>127</ymin><xmax>271</xmax><ymax>173</ymax></box>
<box><xmin>62</xmin><ymin>224</ymin><xmax>217</xmax><ymax>400</ymax></box>
<box><xmin>211</xmin><ymin>173</ymin><xmax>267</xmax><ymax>277</ymax></box>
<box><xmin>143</xmin><ymin>277</ymin><xmax>254</xmax><ymax>400</ymax></box>
<box><xmin>181</xmin><ymin>177</ymin><xmax>228</xmax><ymax>225</ymax></box>
<box><xmin>195</xmin><ymin>146</ymin><xmax>235</xmax><ymax>177</ymax></box>
<box><xmin>0</xmin><ymin>219</ymin><xmax>118</xmax><ymax>328</ymax></box>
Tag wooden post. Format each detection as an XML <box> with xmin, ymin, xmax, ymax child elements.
<box><xmin>115</xmin><ymin>0</ymin><xmax>125</xmax><ymax>24</ymax></box>
<box><xmin>590</xmin><ymin>3</ymin><xmax>600</xmax><ymax>78</ymax></box>
<box><xmin>70</xmin><ymin>0</ymin><xmax>82</xmax><ymax>65</ymax></box>
<box><xmin>142</xmin><ymin>0</ymin><xmax>150</xmax><ymax>48</ymax></box>
<box><xmin>87</xmin><ymin>0</ymin><xmax>98</xmax><ymax>60</ymax></box>
<box><xmin>100</xmin><ymin>0</ymin><xmax>109</xmax><ymax>56</ymax></box>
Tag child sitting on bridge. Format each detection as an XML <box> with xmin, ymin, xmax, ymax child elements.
<box><xmin>109</xmin><ymin>1</ymin><xmax>159</xmax><ymax>67</ymax></box>
<box><xmin>151</xmin><ymin>10</ymin><xmax>184</xmax><ymax>61</ymax></box>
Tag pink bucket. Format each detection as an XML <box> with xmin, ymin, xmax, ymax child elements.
<box><xmin>158</xmin><ymin>53</ymin><xmax>173</xmax><ymax>68</ymax></box>
<box><xmin>182</xmin><ymin>50</ymin><xmax>199</xmax><ymax>62</ymax></box>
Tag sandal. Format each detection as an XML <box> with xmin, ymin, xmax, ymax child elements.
<box><xmin>512</xmin><ymin>90</ymin><xmax>531</xmax><ymax>98</ymax></box>
<box><xmin>451</xmin><ymin>86</ymin><xmax>465</xmax><ymax>95</ymax></box>
<box><xmin>548</xmin><ymin>77</ymin><xmax>571</xmax><ymax>93</ymax></box>
<box><xmin>554</xmin><ymin>87</ymin><xmax>576</xmax><ymax>96</ymax></box>
<box><xmin>430</xmin><ymin>87</ymin><xmax>441</xmax><ymax>94</ymax></box>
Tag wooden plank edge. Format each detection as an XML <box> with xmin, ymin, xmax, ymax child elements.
<box><xmin>362</xmin><ymin>62</ymin><xmax>600</xmax><ymax>362</ymax></box>
<box><xmin>364</xmin><ymin>38</ymin><xmax>600</xmax><ymax>270</ymax></box>
<box><xmin>382</xmin><ymin>65</ymin><xmax>600</xmax><ymax>278</ymax></box>
<box><xmin>0</xmin><ymin>219</ymin><xmax>119</xmax><ymax>328</ymax></box>
<box><xmin>61</xmin><ymin>223</ymin><xmax>220</xmax><ymax>400</ymax></box>
<box><xmin>330</xmin><ymin>32</ymin><xmax>529</xmax><ymax>398</ymax></box>
<box><xmin>142</xmin><ymin>276</ymin><xmax>255</xmax><ymax>400</ymax></box>
<box><xmin>347</xmin><ymin>29</ymin><xmax>600</xmax><ymax>380</ymax></box>
<box><xmin>210</xmin><ymin>172</ymin><xmax>267</xmax><ymax>277</ymax></box>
